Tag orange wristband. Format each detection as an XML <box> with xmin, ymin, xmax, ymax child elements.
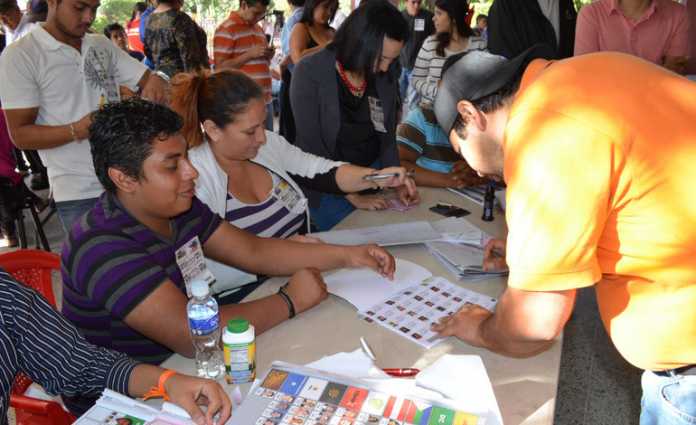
<box><xmin>143</xmin><ymin>369</ymin><xmax>177</xmax><ymax>401</ymax></box>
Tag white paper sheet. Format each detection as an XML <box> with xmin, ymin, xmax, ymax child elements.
<box><xmin>312</xmin><ymin>221</ymin><xmax>442</xmax><ymax>246</ymax></box>
<box><xmin>305</xmin><ymin>348</ymin><xmax>390</xmax><ymax>379</ymax></box>
<box><xmin>416</xmin><ymin>354</ymin><xmax>503</xmax><ymax>425</ymax></box>
<box><xmin>430</xmin><ymin>217</ymin><xmax>491</xmax><ymax>246</ymax></box>
<box><xmin>323</xmin><ymin>258</ymin><xmax>432</xmax><ymax>311</ymax></box>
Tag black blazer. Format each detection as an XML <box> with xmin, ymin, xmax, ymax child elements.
<box><xmin>488</xmin><ymin>0</ymin><xmax>577</xmax><ymax>59</ymax></box>
<box><xmin>290</xmin><ymin>46</ymin><xmax>400</xmax><ymax>206</ymax></box>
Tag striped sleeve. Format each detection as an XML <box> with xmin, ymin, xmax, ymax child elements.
<box><xmin>0</xmin><ymin>271</ymin><xmax>137</xmax><ymax>399</ymax></box>
<box><xmin>213</xmin><ymin>22</ymin><xmax>238</xmax><ymax>66</ymax></box>
<box><xmin>62</xmin><ymin>230</ymin><xmax>170</xmax><ymax>321</ymax></box>
<box><xmin>411</xmin><ymin>36</ymin><xmax>440</xmax><ymax>102</ymax></box>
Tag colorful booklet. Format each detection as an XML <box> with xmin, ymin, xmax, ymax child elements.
<box><xmin>74</xmin><ymin>389</ymin><xmax>194</xmax><ymax>425</ymax></box>
<box><xmin>233</xmin><ymin>361</ymin><xmax>489</xmax><ymax>425</ymax></box>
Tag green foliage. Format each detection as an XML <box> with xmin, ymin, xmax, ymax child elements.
<box><xmin>93</xmin><ymin>0</ymin><xmax>135</xmax><ymax>33</ymax></box>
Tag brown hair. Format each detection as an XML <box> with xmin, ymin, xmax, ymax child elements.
<box><xmin>169</xmin><ymin>70</ymin><xmax>264</xmax><ymax>148</ymax></box>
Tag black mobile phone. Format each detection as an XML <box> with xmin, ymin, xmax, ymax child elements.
<box><xmin>429</xmin><ymin>203</ymin><xmax>470</xmax><ymax>217</ymax></box>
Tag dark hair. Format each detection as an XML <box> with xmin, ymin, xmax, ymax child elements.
<box><xmin>27</xmin><ymin>0</ymin><xmax>47</xmax><ymax>22</ymax></box>
<box><xmin>0</xmin><ymin>0</ymin><xmax>18</xmax><ymax>14</ymax></box>
<box><xmin>241</xmin><ymin>0</ymin><xmax>270</xmax><ymax>8</ymax></box>
<box><xmin>332</xmin><ymin>0</ymin><xmax>409</xmax><ymax>76</ymax></box>
<box><xmin>452</xmin><ymin>78</ymin><xmax>519</xmax><ymax>139</ymax></box>
<box><xmin>103</xmin><ymin>23</ymin><xmax>125</xmax><ymax>38</ymax></box>
<box><xmin>300</xmin><ymin>0</ymin><xmax>338</xmax><ymax>26</ymax></box>
<box><xmin>129</xmin><ymin>2</ymin><xmax>147</xmax><ymax>23</ymax></box>
<box><xmin>288</xmin><ymin>0</ymin><xmax>304</xmax><ymax>7</ymax></box>
<box><xmin>434</xmin><ymin>0</ymin><xmax>473</xmax><ymax>57</ymax></box>
<box><xmin>89</xmin><ymin>98</ymin><xmax>183</xmax><ymax>193</ymax></box>
<box><xmin>170</xmin><ymin>70</ymin><xmax>264</xmax><ymax>148</ymax></box>
<box><xmin>476</xmin><ymin>14</ymin><xmax>486</xmax><ymax>22</ymax></box>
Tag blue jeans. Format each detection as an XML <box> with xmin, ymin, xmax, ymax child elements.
<box><xmin>399</xmin><ymin>68</ymin><xmax>420</xmax><ymax>111</ymax></box>
<box><xmin>309</xmin><ymin>193</ymin><xmax>355</xmax><ymax>231</ymax></box>
<box><xmin>266</xmin><ymin>103</ymin><xmax>274</xmax><ymax>131</ymax></box>
<box><xmin>399</xmin><ymin>67</ymin><xmax>412</xmax><ymax>102</ymax></box>
<box><xmin>56</xmin><ymin>197</ymin><xmax>98</xmax><ymax>233</ymax></box>
<box><xmin>641</xmin><ymin>370</ymin><xmax>696</xmax><ymax>425</ymax></box>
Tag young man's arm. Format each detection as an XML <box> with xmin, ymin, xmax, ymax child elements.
<box><xmin>0</xmin><ymin>45</ymin><xmax>92</xmax><ymax>149</ymax></box>
<box><xmin>123</xmin><ymin>268</ymin><xmax>327</xmax><ymax>357</ymax></box>
<box><xmin>203</xmin><ymin>221</ymin><xmax>395</xmax><ymax>278</ymax></box>
<box><xmin>3</xmin><ymin>108</ymin><xmax>92</xmax><ymax>149</ymax></box>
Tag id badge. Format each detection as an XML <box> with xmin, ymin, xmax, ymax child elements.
<box><xmin>273</xmin><ymin>181</ymin><xmax>307</xmax><ymax>214</ymax></box>
<box><xmin>175</xmin><ymin>236</ymin><xmax>216</xmax><ymax>297</ymax></box>
<box><xmin>368</xmin><ymin>96</ymin><xmax>387</xmax><ymax>133</ymax></box>
<box><xmin>414</xmin><ymin>18</ymin><xmax>425</xmax><ymax>32</ymax></box>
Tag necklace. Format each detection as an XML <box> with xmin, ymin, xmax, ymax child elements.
<box><xmin>336</xmin><ymin>61</ymin><xmax>367</xmax><ymax>96</ymax></box>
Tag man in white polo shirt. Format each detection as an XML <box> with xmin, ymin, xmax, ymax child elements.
<box><xmin>0</xmin><ymin>0</ymin><xmax>167</xmax><ymax>231</ymax></box>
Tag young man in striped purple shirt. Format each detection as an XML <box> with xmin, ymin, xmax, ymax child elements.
<box><xmin>61</xmin><ymin>98</ymin><xmax>395</xmax><ymax>366</ymax></box>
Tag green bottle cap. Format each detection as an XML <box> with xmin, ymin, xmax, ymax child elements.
<box><xmin>227</xmin><ymin>318</ymin><xmax>250</xmax><ymax>333</ymax></box>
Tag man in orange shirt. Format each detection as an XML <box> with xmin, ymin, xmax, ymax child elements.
<box><xmin>432</xmin><ymin>46</ymin><xmax>696</xmax><ymax>423</ymax></box>
<box><xmin>214</xmin><ymin>0</ymin><xmax>275</xmax><ymax>130</ymax></box>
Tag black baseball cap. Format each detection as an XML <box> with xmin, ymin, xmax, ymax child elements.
<box><xmin>434</xmin><ymin>43</ymin><xmax>555</xmax><ymax>135</ymax></box>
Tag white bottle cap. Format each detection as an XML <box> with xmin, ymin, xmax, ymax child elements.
<box><xmin>191</xmin><ymin>279</ymin><xmax>210</xmax><ymax>298</ymax></box>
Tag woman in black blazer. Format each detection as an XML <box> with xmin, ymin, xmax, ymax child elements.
<box><xmin>291</xmin><ymin>0</ymin><xmax>418</xmax><ymax>230</ymax></box>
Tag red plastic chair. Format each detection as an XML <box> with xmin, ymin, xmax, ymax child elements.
<box><xmin>0</xmin><ymin>249</ymin><xmax>77</xmax><ymax>425</ymax></box>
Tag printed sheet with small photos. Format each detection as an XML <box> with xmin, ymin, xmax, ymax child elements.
<box><xmin>360</xmin><ymin>277</ymin><xmax>497</xmax><ymax>349</ymax></box>
<box><xmin>232</xmin><ymin>362</ymin><xmax>483</xmax><ymax>425</ymax></box>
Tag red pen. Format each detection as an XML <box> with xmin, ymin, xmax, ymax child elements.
<box><xmin>382</xmin><ymin>368</ymin><xmax>420</xmax><ymax>377</ymax></box>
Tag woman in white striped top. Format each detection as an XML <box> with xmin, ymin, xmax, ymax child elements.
<box><xmin>170</xmin><ymin>70</ymin><xmax>417</xmax><ymax>298</ymax></box>
<box><xmin>410</xmin><ymin>0</ymin><xmax>486</xmax><ymax>107</ymax></box>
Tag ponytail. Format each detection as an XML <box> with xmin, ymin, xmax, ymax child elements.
<box><xmin>169</xmin><ymin>70</ymin><xmax>265</xmax><ymax>148</ymax></box>
<box><xmin>170</xmin><ymin>71</ymin><xmax>207</xmax><ymax>148</ymax></box>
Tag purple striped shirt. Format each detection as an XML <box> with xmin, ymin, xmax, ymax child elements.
<box><xmin>61</xmin><ymin>192</ymin><xmax>222</xmax><ymax>364</ymax></box>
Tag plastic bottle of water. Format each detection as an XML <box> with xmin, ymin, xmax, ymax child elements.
<box><xmin>186</xmin><ymin>279</ymin><xmax>224</xmax><ymax>379</ymax></box>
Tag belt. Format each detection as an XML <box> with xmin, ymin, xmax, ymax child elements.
<box><xmin>654</xmin><ymin>365</ymin><xmax>696</xmax><ymax>377</ymax></box>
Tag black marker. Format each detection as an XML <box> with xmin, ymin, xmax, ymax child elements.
<box><xmin>482</xmin><ymin>182</ymin><xmax>495</xmax><ymax>221</ymax></box>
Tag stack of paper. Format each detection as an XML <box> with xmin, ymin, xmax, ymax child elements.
<box><xmin>313</xmin><ymin>221</ymin><xmax>442</xmax><ymax>246</ymax></box>
<box><xmin>73</xmin><ymin>389</ymin><xmax>186</xmax><ymax>424</ymax></box>
<box><xmin>447</xmin><ymin>185</ymin><xmax>488</xmax><ymax>206</ymax></box>
<box><xmin>430</xmin><ymin>216</ymin><xmax>492</xmax><ymax>246</ymax></box>
<box><xmin>426</xmin><ymin>241</ymin><xmax>508</xmax><ymax>281</ymax></box>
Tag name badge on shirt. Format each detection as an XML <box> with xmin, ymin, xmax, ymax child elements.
<box><xmin>175</xmin><ymin>236</ymin><xmax>216</xmax><ymax>297</ymax></box>
<box><xmin>368</xmin><ymin>96</ymin><xmax>387</xmax><ymax>133</ymax></box>
<box><xmin>273</xmin><ymin>180</ymin><xmax>307</xmax><ymax>214</ymax></box>
<box><xmin>414</xmin><ymin>18</ymin><xmax>425</xmax><ymax>32</ymax></box>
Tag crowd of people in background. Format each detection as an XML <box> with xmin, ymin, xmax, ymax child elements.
<box><xmin>0</xmin><ymin>0</ymin><xmax>695</xmax><ymax>422</ymax></box>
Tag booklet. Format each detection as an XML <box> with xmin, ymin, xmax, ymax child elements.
<box><xmin>73</xmin><ymin>389</ymin><xmax>191</xmax><ymax>425</ymax></box>
<box><xmin>324</xmin><ymin>260</ymin><xmax>497</xmax><ymax>349</ymax></box>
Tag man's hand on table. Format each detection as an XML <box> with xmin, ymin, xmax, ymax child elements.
<box><xmin>285</xmin><ymin>268</ymin><xmax>329</xmax><ymax>313</ymax></box>
<box><xmin>431</xmin><ymin>303</ymin><xmax>492</xmax><ymax>347</ymax></box>
<box><xmin>344</xmin><ymin>244</ymin><xmax>396</xmax><ymax>279</ymax></box>
<box><xmin>163</xmin><ymin>373</ymin><xmax>232</xmax><ymax>425</ymax></box>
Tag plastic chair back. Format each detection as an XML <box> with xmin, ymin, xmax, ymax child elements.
<box><xmin>0</xmin><ymin>249</ymin><xmax>76</xmax><ymax>425</ymax></box>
